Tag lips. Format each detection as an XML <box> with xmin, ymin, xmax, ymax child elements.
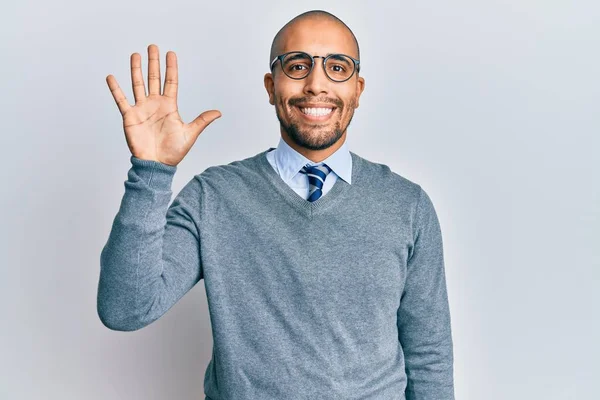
<box><xmin>295</xmin><ymin>105</ymin><xmax>336</xmax><ymax>121</ymax></box>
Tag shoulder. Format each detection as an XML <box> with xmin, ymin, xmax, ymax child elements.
<box><xmin>193</xmin><ymin>151</ymin><xmax>265</xmax><ymax>189</ymax></box>
<box><xmin>350</xmin><ymin>151</ymin><xmax>442</xmax><ymax>223</ymax></box>
<box><xmin>351</xmin><ymin>152</ymin><xmax>442</xmax><ymax>239</ymax></box>
<box><xmin>351</xmin><ymin>151</ymin><xmax>423</xmax><ymax>201</ymax></box>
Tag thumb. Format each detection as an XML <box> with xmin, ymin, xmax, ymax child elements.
<box><xmin>188</xmin><ymin>109</ymin><xmax>222</xmax><ymax>136</ymax></box>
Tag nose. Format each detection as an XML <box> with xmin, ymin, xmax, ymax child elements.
<box><xmin>303</xmin><ymin>59</ymin><xmax>330</xmax><ymax>96</ymax></box>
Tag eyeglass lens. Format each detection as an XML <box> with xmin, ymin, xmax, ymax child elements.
<box><xmin>281</xmin><ymin>52</ymin><xmax>355</xmax><ymax>81</ymax></box>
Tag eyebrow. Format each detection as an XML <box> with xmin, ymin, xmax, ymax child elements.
<box><xmin>326</xmin><ymin>54</ymin><xmax>352</xmax><ymax>64</ymax></box>
<box><xmin>277</xmin><ymin>52</ymin><xmax>357</xmax><ymax>65</ymax></box>
<box><xmin>318</xmin><ymin>53</ymin><xmax>349</xmax><ymax>57</ymax></box>
<box><xmin>286</xmin><ymin>53</ymin><xmax>309</xmax><ymax>62</ymax></box>
<box><xmin>286</xmin><ymin>53</ymin><xmax>343</xmax><ymax>59</ymax></box>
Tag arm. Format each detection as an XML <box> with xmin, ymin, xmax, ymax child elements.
<box><xmin>397</xmin><ymin>187</ymin><xmax>455</xmax><ymax>399</ymax></box>
<box><xmin>97</xmin><ymin>155</ymin><xmax>204</xmax><ymax>331</ymax></box>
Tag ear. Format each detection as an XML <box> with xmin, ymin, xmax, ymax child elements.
<box><xmin>354</xmin><ymin>76</ymin><xmax>365</xmax><ymax>109</ymax></box>
<box><xmin>264</xmin><ymin>73</ymin><xmax>275</xmax><ymax>105</ymax></box>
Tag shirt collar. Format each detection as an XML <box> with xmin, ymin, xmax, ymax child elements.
<box><xmin>273</xmin><ymin>136</ymin><xmax>352</xmax><ymax>185</ymax></box>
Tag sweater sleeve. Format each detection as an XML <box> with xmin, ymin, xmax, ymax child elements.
<box><xmin>97</xmin><ymin>155</ymin><xmax>204</xmax><ymax>331</ymax></box>
<box><xmin>397</xmin><ymin>187</ymin><xmax>455</xmax><ymax>399</ymax></box>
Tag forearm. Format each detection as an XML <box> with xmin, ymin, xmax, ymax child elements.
<box><xmin>97</xmin><ymin>156</ymin><xmax>203</xmax><ymax>331</ymax></box>
<box><xmin>401</xmin><ymin>281</ymin><xmax>454</xmax><ymax>400</ymax></box>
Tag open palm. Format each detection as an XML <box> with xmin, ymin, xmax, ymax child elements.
<box><xmin>106</xmin><ymin>44</ymin><xmax>221</xmax><ymax>166</ymax></box>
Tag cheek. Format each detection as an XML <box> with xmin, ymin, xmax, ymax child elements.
<box><xmin>342</xmin><ymin>94</ymin><xmax>358</xmax><ymax>114</ymax></box>
<box><xmin>273</xmin><ymin>89</ymin><xmax>289</xmax><ymax>107</ymax></box>
<box><xmin>275</xmin><ymin>95</ymin><xmax>295</xmax><ymax>119</ymax></box>
<box><xmin>278</xmin><ymin>97</ymin><xmax>290</xmax><ymax>113</ymax></box>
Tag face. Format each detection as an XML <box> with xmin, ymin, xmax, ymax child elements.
<box><xmin>264</xmin><ymin>19</ymin><xmax>365</xmax><ymax>151</ymax></box>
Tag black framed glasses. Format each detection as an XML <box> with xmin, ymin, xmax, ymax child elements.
<box><xmin>270</xmin><ymin>51</ymin><xmax>360</xmax><ymax>82</ymax></box>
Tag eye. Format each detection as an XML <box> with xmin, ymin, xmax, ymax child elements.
<box><xmin>329</xmin><ymin>64</ymin><xmax>346</xmax><ymax>73</ymax></box>
<box><xmin>290</xmin><ymin>64</ymin><xmax>308</xmax><ymax>71</ymax></box>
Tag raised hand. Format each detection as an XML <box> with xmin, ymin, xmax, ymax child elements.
<box><xmin>106</xmin><ymin>44</ymin><xmax>221</xmax><ymax>166</ymax></box>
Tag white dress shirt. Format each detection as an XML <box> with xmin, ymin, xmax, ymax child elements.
<box><xmin>265</xmin><ymin>137</ymin><xmax>353</xmax><ymax>200</ymax></box>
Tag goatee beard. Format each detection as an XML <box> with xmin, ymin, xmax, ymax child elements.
<box><xmin>275</xmin><ymin>101</ymin><xmax>355</xmax><ymax>151</ymax></box>
<box><xmin>281</xmin><ymin>120</ymin><xmax>345</xmax><ymax>151</ymax></box>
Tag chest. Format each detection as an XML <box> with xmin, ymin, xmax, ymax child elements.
<box><xmin>200</xmin><ymin>195</ymin><xmax>414</xmax><ymax>317</ymax></box>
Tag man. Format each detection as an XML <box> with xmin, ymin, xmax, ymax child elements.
<box><xmin>98</xmin><ymin>9</ymin><xmax>455</xmax><ymax>400</ymax></box>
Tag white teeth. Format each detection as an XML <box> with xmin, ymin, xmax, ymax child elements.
<box><xmin>300</xmin><ymin>107</ymin><xmax>333</xmax><ymax>116</ymax></box>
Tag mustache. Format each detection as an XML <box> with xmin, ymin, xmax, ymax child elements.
<box><xmin>288</xmin><ymin>97</ymin><xmax>342</xmax><ymax>108</ymax></box>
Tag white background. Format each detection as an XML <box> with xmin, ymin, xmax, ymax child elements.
<box><xmin>1</xmin><ymin>0</ymin><xmax>598</xmax><ymax>399</ymax></box>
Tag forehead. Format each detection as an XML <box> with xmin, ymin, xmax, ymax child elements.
<box><xmin>279</xmin><ymin>19</ymin><xmax>357</xmax><ymax>58</ymax></box>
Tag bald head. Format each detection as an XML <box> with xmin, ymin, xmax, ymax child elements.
<box><xmin>269</xmin><ymin>10</ymin><xmax>360</xmax><ymax>68</ymax></box>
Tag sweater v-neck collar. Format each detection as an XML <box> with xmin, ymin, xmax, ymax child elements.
<box><xmin>255</xmin><ymin>148</ymin><xmax>357</xmax><ymax>218</ymax></box>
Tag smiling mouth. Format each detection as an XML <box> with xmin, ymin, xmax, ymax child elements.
<box><xmin>296</xmin><ymin>106</ymin><xmax>336</xmax><ymax>120</ymax></box>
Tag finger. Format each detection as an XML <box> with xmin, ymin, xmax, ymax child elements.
<box><xmin>163</xmin><ymin>51</ymin><xmax>178</xmax><ymax>102</ymax></box>
<box><xmin>188</xmin><ymin>110</ymin><xmax>222</xmax><ymax>137</ymax></box>
<box><xmin>130</xmin><ymin>53</ymin><xmax>146</xmax><ymax>103</ymax></box>
<box><xmin>106</xmin><ymin>75</ymin><xmax>131</xmax><ymax>116</ymax></box>
<box><xmin>147</xmin><ymin>44</ymin><xmax>161</xmax><ymax>95</ymax></box>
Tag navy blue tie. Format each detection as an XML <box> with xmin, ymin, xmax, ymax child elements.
<box><xmin>300</xmin><ymin>163</ymin><xmax>332</xmax><ymax>202</ymax></box>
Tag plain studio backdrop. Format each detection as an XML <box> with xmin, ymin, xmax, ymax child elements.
<box><xmin>1</xmin><ymin>0</ymin><xmax>598</xmax><ymax>399</ymax></box>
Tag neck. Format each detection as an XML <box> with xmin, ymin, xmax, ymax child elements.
<box><xmin>280</xmin><ymin>131</ymin><xmax>347</xmax><ymax>163</ymax></box>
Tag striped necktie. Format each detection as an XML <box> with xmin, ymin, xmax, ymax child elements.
<box><xmin>300</xmin><ymin>163</ymin><xmax>332</xmax><ymax>202</ymax></box>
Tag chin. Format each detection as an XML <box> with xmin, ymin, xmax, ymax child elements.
<box><xmin>287</xmin><ymin>125</ymin><xmax>344</xmax><ymax>151</ymax></box>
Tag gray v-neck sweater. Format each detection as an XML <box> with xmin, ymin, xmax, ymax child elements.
<box><xmin>97</xmin><ymin>149</ymin><xmax>455</xmax><ymax>400</ymax></box>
